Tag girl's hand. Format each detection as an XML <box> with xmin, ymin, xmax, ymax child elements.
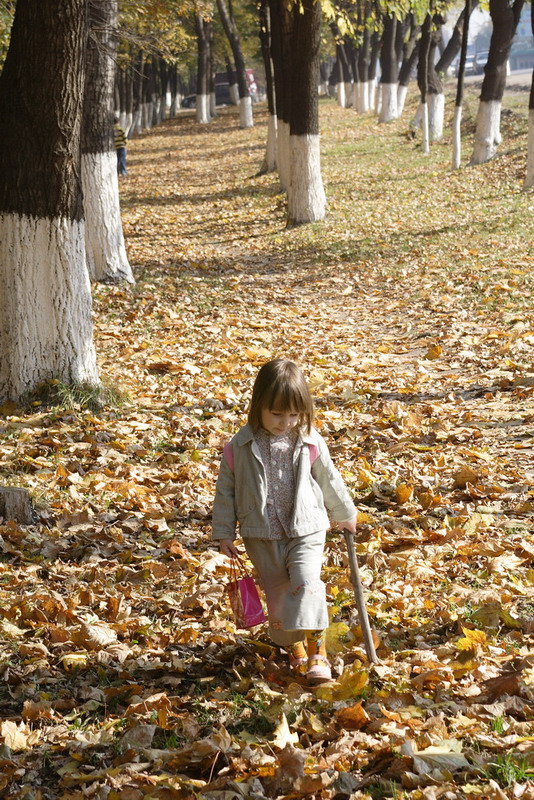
<box><xmin>338</xmin><ymin>516</ymin><xmax>357</xmax><ymax>535</ymax></box>
<box><xmin>218</xmin><ymin>539</ymin><xmax>242</xmax><ymax>558</ymax></box>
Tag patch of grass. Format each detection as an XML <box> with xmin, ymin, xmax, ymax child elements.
<box><xmin>491</xmin><ymin>716</ymin><xmax>505</xmax><ymax>734</ymax></box>
<box><xmin>26</xmin><ymin>379</ymin><xmax>130</xmax><ymax>412</ymax></box>
<box><xmin>152</xmin><ymin>728</ymin><xmax>185</xmax><ymax>749</ymax></box>
<box><xmin>484</xmin><ymin>753</ymin><xmax>534</xmax><ymax>788</ymax></box>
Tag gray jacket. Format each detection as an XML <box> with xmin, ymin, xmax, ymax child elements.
<box><xmin>212</xmin><ymin>423</ymin><xmax>356</xmax><ymax>541</ymax></box>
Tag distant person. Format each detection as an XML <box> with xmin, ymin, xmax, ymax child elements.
<box><xmin>113</xmin><ymin>116</ymin><xmax>127</xmax><ymax>176</ymax></box>
<box><xmin>212</xmin><ymin>358</ymin><xmax>357</xmax><ymax>685</ymax></box>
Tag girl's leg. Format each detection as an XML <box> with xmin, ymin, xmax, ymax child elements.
<box><xmin>244</xmin><ymin>538</ymin><xmax>305</xmax><ymax>646</ymax></box>
<box><xmin>282</xmin><ymin>531</ymin><xmax>329</xmax><ymax>633</ymax></box>
<box><xmin>288</xmin><ymin>640</ymin><xmax>308</xmax><ymax>676</ymax></box>
<box><xmin>306</xmin><ymin>629</ymin><xmax>327</xmax><ymax>658</ymax></box>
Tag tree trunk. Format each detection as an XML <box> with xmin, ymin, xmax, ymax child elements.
<box><xmin>471</xmin><ymin>0</ymin><xmax>524</xmax><ymax>165</ymax></box>
<box><xmin>347</xmin><ymin>39</ymin><xmax>359</xmax><ymax>110</ymax></box>
<box><xmin>225</xmin><ymin>55</ymin><xmax>239</xmax><ymax>105</ymax></box>
<box><xmin>0</xmin><ymin>487</ymin><xmax>34</xmax><ymax>525</ymax></box>
<box><xmin>428</xmin><ymin>16</ymin><xmax>445</xmax><ymax>141</ymax></box>
<box><xmin>269</xmin><ymin>0</ymin><xmax>291</xmax><ymax>191</ymax></box>
<box><xmin>287</xmin><ymin>0</ymin><xmax>325</xmax><ymax>225</ymax></box>
<box><xmin>379</xmin><ymin>15</ymin><xmax>398</xmax><ymax>122</ymax></box>
<box><xmin>258</xmin><ymin>0</ymin><xmax>277</xmax><ymax>174</ymax></box>
<box><xmin>436</xmin><ymin>0</ymin><xmax>479</xmax><ymax>74</ymax></box>
<box><xmin>195</xmin><ymin>14</ymin><xmax>211</xmax><ymax>123</ymax></box>
<box><xmin>206</xmin><ymin>22</ymin><xmax>216</xmax><ymax>119</ymax></box>
<box><xmin>525</xmin><ymin>3</ymin><xmax>534</xmax><ymax>186</ymax></box>
<box><xmin>368</xmin><ymin>31</ymin><xmax>380</xmax><ymax>110</ymax></box>
<box><xmin>169</xmin><ymin>64</ymin><xmax>178</xmax><ymax>117</ymax></box>
<box><xmin>358</xmin><ymin>20</ymin><xmax>371</xmax><ymax>112</ymax></box>
<box><xmin>131</xmin><ymin>50</ymin><xmax>144</xmax><ymax>136</ymax></box>
<box><xmin>453</xmin><ymin>0</ymin><xmax>472</xmax><ymax>169</ymax></box>
<box><xmin>159</xmin><ymin>58</ymin><xmax>168</xmax><ymax>120</ymax></box>
<box><xmin>398</xmin><ymin>34</ymin><xmax>420</xmax><ymax>116</ymax></box>
<box><xmin>216</xmin><ymin>0</ymin><xmax>253</xmax><ymax>127</ymax></box>
<box><xmin>417</xmin><ymin>14</ymin><xmax>432</xmax><ymax>153</ymax></box>
<box><xmin>0</xmin><ymin>0</ymin><xmax>99</xmax><ymax>402</ymax></box>
<box><xmin>335</xmin><ymin>47</ymin><xmax>347</xmax><ymax>107</ymax></box>
<box><xmin>82</xmin><ymin>0</ymin><xmax>133</xmax><ymax>285</ymax></box>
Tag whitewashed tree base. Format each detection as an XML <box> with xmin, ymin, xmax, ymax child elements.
<box><xmin>397</xmin><ymin>84</ymin><xmax>408</xmax><ymax>116</ymax></box>
<box><xmin>81</xmin><ymin>152</ymin><xmax>134</xmax><ymax>284</ymax></box>
<box><xmin>429</xmin><ymin>92</ymin><xmax>445</xmax><ymax>141</ymax></box>
<box><xmin>142</xmin><ymin>102</ymin><xmax>153</xmax><ymax>130</ymax></box>
<box><xmin>119</xmin><ymin>112</ymin><xmax>133</xmax><ymax>137</ymax></box>
<box><xmin>359</xmin><ymin>82</ymin><xmax>370</xmax><ymax>113</ymax></box>
<box><xmin>0</xmin><ymin>213</ymin><xmax>99</xmax><ymax>400</ymax></box>
<box><xmin>337</xmin><ymin>82</ymin><xmax>346</xmax><ymax>108</ymax></box>
<box><xmin>411</xmin><ymin>103</ymin><xmax>423</xmax><ymax>130</ymax></box>
<box><xmin>131</xmin><ymin>110</ymin><xmax>142</xmax><ymax>136</ymax></box>
<box><xmin>422</xmin><ymin>102</ymin><xmax>430</xmax><ymax>154</ymax></box>
<box><xmin>353</xmin><ymin>82</ymin><xmax>361</xmax><ymax>111</ymax></box>
<box><xmin>452</xmin><ymin>105</ymin><xmax>462</xmax><ymax>170</ymax></box>
<box><xmin>196</xmin><ymin>94</ymin><xmax>210</xmax><ymax>124</ymax></box>
<box><xmin>287</xmin><ymin>134</ymin><xmax>326</xmax><ymax>225</ymax></box>
<box><xmin>369</xmin><ymin>81</ymin><xmax>378</xmax><ymax>113</ymax></box>
<box><xmin>260</xmin><ymin>114</ymin><xmax>277</xmax><ymax>173</ymax></box>
<box><xmin>379</xmin><ymin>83</ymin><xmax>398</xmax><ymax>122</ymax></box>
<box><xmin>277</xmin><ymin>119</ymin><xmax>290</xmax><ymax>193</ymax></box>
<box><xmin>470</xmin><ymin>100</ymin><xmax>502</xmax><ymax>164</ymax></box>
<box><xmin>345</xmin><ymin>82</ymin><xmax>353</xmax><ymax>108</ymax></box>
<box><xmin>525</xmin><ymin>109</ymin><xmax>534</xmax><ymax>187</ymax></box>
<box><xmin>239</xmin><ymin>96</ymin><xmax>253</xmax><ymax>128</ymax></box>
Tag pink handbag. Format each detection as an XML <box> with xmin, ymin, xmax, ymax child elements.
<box><xmin>227</xmin><ymin>556</ymin><xmax>266</xmax><ymax>629</ymax></box>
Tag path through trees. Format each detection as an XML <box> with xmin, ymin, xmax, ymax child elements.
<box><xmin>0</xmin><ymin>83</ymin><xmax>532</xmax><ymax>797</ymax></box>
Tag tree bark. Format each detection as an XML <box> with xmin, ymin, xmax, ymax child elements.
<box><xmin>453</xmin><ymin>0</ymin><xmax>472</xmax><ymax>169</ymax></box>
<box><xmin>216</xmin><ymin>0</ymin><xmax>253</xmax><ymax>127</ymax></box>
<box><xmin>525</xmin><ymin>2</ymin><xmax>534</xmax><ymax>186</ymax></box>
<box><xmin>417</xmin><ymin>14</ymin><xmax>432</xmax><ymax>153</ymax></box>
<box><xmin>0</xmin><ymin>0</ymin><xmax>99</xmax><ymax>402</ymax></box>
<box><xmin>471</xmin><ymin>0</ymin><xmax>524</xmax><ymax>164</ymax></box>
<box><xmin>258</xmin><ymin>0</ymin><xmax>277</xmax><ymax>173</ymax></box>
<box><xmin>368</xmin><ymin>31</ymin><xmax>380</xmax><ymax>110</ymax></box>
<box><xmin>0</xmin><ymin>487</ymin><xmax>33</xmax><ymax>524</ymax></box>
<box><xmin>82</xmin><ymin>0</ymin><xmax>133</xmax><ymax>285</ymax></box>
<box><xmin>397</xmin><ymin>18</ymin><xmax>420</xmax><ymax>115</ymax></box>
<box><xmin>269</xmin><ymin>0</ymin><xmax>291</xmax><ymax>191</ymax></box>
<box><xmin>358</xmin><ymin>14</ymin><xmax>371</xmax><ymax>112</ymax></box>
<box><xmin>287</xmin><ymin>0</ymin><xmax>325</xmax><ymax>225</ymax></box>
<box><xmin>436</xmin><ymin>0</ymin><xmax>479</xmax><ymax>74</ymax></box>
<box><xmin>379</xmin><ymin>14</ymin><xmax>398</xmax><ymax>122</ymax></box>
<box><xmin>195</xmin><ymin>14</ymin><xmax>211</xmax><ymax>123</ymax></box>
<box><xmin>428</xmin><ymin>16</ymin><xmax>445</xmax><ymax>141</ymax></box>
<box><xmin>225</xmin><ymin>55</ymin><xmax>239</xmax><ymax>105</ymax></box>
<box><xmin>131</xmin><ymin>50</ymin><xmax>144</xmax><ymax>136</ymax></box>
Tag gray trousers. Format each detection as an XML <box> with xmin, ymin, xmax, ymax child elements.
<box><xmin>244</xmin><ymin>531</ymin><xmax>328</xmax><ymax>646</ymax></box>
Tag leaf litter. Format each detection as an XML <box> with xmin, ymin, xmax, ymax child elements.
<box><xmin>0</xmin><ymin>93</ymin><xmax>533</xmax><ymax>799</ymax></box>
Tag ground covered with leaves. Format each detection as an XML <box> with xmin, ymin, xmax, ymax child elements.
<box><xmin>0</xmin><ymin>87</ymin><xmax>533</xmax><ymax>800</ymax></box>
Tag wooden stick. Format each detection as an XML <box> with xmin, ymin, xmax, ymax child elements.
<box><xmin>343</xmin><ymin>530</ymin><xmax>378</xmax><ymax>664</ymax></box>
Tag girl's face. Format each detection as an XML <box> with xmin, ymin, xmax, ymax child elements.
<box><xmin>261</xmin><ymin>406</ymin><xmax>299</xmax><ymax>436</ymax></box>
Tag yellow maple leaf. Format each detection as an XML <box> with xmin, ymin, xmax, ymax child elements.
<box><xmin>456</xmin><ymin>627</ymin><xmax>487</xmax><ymax>652</ymax></box>
<box><xmin>315</xmin><ymin>664</ymin><xmax>368</xmax><ymax>702</ymax></box>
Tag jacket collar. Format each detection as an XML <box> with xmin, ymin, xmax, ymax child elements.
<box><xmin>234</xmin><ymin>423</ymin><xmax>315</xmax><ymax>447</ymax></box>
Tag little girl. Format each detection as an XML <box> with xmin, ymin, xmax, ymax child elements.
<box><xmin>212</xmin><ymin>358</ymin><xmax>357</xmax><ymax>684</ymax></box>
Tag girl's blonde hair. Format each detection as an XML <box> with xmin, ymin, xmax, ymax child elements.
<box><xmin>248</xmin><ymin>359</ymin><xmax>314</xmax><ymax>434</ymax></box>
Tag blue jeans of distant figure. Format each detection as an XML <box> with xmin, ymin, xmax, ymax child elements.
<box><xmin>117</xmin><ymin>147</ymin><xmax>127</xmax><ymax>175</ymax></box>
